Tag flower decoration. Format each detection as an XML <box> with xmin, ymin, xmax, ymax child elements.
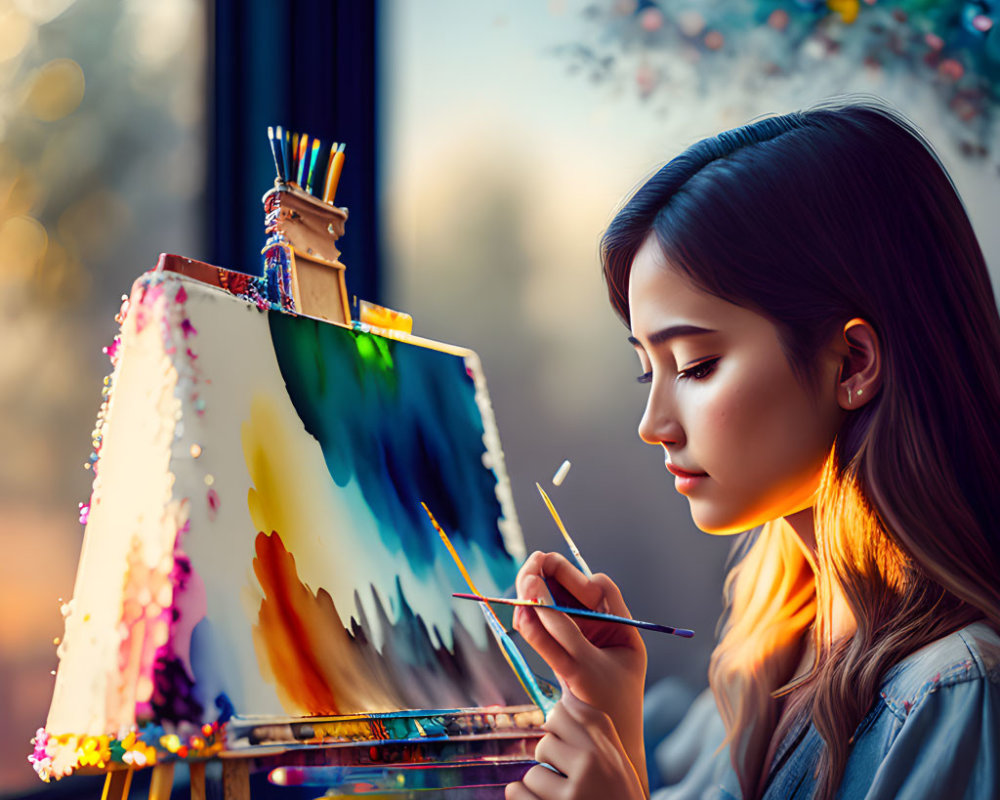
<box><xmin>120</xmin><ymin>731</ymin><xmax>158</xmax><ymax>768</ymax></box>
<box><xmin>28</xmin><ymin>720</ymin><xmax>225</xmax><ymax>781</ymax></box>
<box><xmin>555</xmin><ymin>0</ymin><xmax>1000</xmax><ymax>157</ymax></box>
<box><xmin>28</xmin><ymin>729</ymin><xmax>53</xmax><ymax>780</ymax></box>
<box><xmin>75</xmin><ymin>736</ymin><xmax>111</xmax><ymax>769</ymax></box>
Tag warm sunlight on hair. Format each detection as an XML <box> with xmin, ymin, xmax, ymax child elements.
<box><xmin>711</xmin><ymin>447</ymin><xmax>982</xmax><ymax>799</ymax></box>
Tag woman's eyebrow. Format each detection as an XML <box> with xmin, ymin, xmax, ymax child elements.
<box><xmin>628</xmin><ymin>325</ymin><xmax>717</xmax><ymax>347</ymax></box>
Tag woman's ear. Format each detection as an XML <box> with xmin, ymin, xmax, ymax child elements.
<box><xmin>836</xmin><ymin>318</ymin><xmax>881</xmax><ymax>410</ymax></box>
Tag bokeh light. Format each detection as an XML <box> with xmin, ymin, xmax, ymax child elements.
<box><xmin>0</xmin><ymin>0</ymin><xmax>204</xmax><ymax>789</ymax></box>
<box><xmin>0</xmin><ymin>7</ymin><xmax>34</xmax><ymax>64</ymax></box>
<box><xmin>24</xmin><ymin>58</ymin><xmax>85</xmax><ymax>121</ymax></box>
<box><xmin>0</xmin><ymin>214</ymin><xmax>47</xmax><ymax>281</ymax></box>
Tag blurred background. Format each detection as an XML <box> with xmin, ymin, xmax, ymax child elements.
<box><xmin>2</xmin><ymin>0</ymin><xmax>999</xmax><ymax>794</ymax></box>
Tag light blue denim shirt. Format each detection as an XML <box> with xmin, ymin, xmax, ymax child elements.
<box><xmin>651</xmin><ymin>621</ymin><xmax>1000</xmax><ymax>800</ymax></box>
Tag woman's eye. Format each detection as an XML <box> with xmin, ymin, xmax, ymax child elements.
<box><xmin>677</xmin><ymin>358</ymin><xmax>719</xmax><ymax>381</ymax></box>
<box><xmin>636</xmin><ymin>371</ymin><xmax>653</xmax><ymax>384</ymax></box>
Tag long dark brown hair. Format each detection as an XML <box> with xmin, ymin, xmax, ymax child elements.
<box><xmin>601</xmin><ymin>98</ymin><xmax>1000</xmax><ymax>800</ymax></box>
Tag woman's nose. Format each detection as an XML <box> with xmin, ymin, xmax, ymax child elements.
<box><xmin>637</xmin><ymin>385</ymin><xmax>684</xmax><ymax>447</ymax></box>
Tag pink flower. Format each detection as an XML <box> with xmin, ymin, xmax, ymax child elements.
<box><xmin>639</xmin><ymin>7</ymin><xmax>663</xmax><ymax>31</ymax></box>
<box><xmin>103</xmin><ymin>336</ymin><xmax>121</xmax><ymax>363</ymax></box>
<box><xmin>28</xmin><ymin>729</ymin><xmax>53</xmax><ymax>779</ymax></box>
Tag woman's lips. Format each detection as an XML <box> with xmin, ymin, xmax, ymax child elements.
<box><xmin>665</xmin><ymin>464</ymin><xmax>708</xmax><ymax>478</ymax></box>
<box><xmin>666</xmin><ymin>463</ymin><xmax>709</xmax><ymax>494</ymax></box>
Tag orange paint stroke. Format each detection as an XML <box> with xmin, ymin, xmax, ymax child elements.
<box><xmin>251</xmin><ymin>531</ymin><xmax>405</xmax><ymax>716</ymax></box>
<box><xmin>243</xmin><ymin>393</ymin><xmax>526</xmax><ymax>716</ymax></box>
<box><xmin>252</xmin><ymin>531</ymin><xmax>341</xmax><ymax>714</ymax></box>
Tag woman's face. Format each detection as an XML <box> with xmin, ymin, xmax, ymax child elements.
<box><xmin>627</xmin><ymin>235</ymin><xmax>844</xmax><ymax>535</ymax></box>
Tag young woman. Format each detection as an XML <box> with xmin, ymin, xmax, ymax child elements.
<box><xmin>505</xmin><ymin>100</ymin><xmax>1000</xmax><ymax>800</ymax></box>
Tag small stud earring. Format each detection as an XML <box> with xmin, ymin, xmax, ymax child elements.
<box><xmin>857</xmin><ymin>388</ymin><xmax>864</xmax><ymax>397</ymax></box>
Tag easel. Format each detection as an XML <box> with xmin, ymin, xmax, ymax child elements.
<box><xmin>101</xmin><ymin>759</ymin><xmax>247</xmax><ymax>800</ymax></box>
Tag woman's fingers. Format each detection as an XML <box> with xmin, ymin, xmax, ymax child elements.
<box><xmin>504</xmin><ymin>780</ymin><xmax>544</xmax><ymax>800</ymax></box>
<box><xmin>512</xmin><ymin>603</ymin><xmax>579</xmax><ymax>679</ymax></box>
<box><xmin>544</xmin><ymin>553</ymin><xmax>607</xmax><ymax>609</ymax></box>
<box><xmin>516</xmin><ymin>551</ymin><xmax>557</xmax><ymax>596</ymax></box>
<box><xmin>514</xmin><ymin>552</ymin><xmax>642</xmax><ymax>674</ymax></box>
<box><xmin>542</xmin><ymin>698</ymin><xmax>595</xmax><ymax>750</ymax></box>
<box><xmin>533</xmin><ymin>733</ymin><xmax>579</xmax><ymax>776</ymax></box>
<box><xmin>532</xmin><ymin>597</ymin><xmax>608</xmax><ymax>662</ymax></box>
<box><xmin>522</xmin><ymin>574</ymin><xmax>555</xmax><ymax>606</ymax></box>
<box><xmin>507</xmin><ymin>689</ymin><xmax>642</xmax><ymax>800</ymax></box>
<box><xmin>514</xmin><ymin>571</ymin><xmax>599</xmax><ymax>678</ymax></box>
<box><xmin>521</xmin><ymin>760</ymin><xmax>568</xmax><ymax>798</ymax></box>
<box><xmin>516</xmin><ymin>552</ymin><xmax>605</xmax><ymax>611</ymax></box>
<box><xmin>590</xmin><ymin>572</ymin><xmax>633</xmax><ymax>619</ymax></box>
<box><xmin>545</xmin><ymin>687</ymin><xmax>618</xmax><ymax>749</ymax></box>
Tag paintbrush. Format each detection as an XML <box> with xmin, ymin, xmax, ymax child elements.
<box><xmin>453</xmin><ymin>592</ymin><xmax>694</xmax><ymax>638</ymax></box>
<box><xmin>296</xmin><ymin>133</ymin><xmax>310</xmax><ymax>186</ymax></box>
<box><xmin>268</xmin><ymin>126</ymin><xmax>285</xmax><ymax>181</ymax></box>
<box><xmin>305</xmin><ymin>138</ymin><xmax>322</xmax><ymax>195</ymax></box>
<box><xmin>535</xmin><ymin>475</ymin><xmax>695</xmax><ymax>638</ymax></box>
<box><xmin>536</xmin><ymin>482</ymin><xmax>593</xmax><ymax>577</ymax></box>
<box><xmin>290</xmin><ymin>132</ymin><xmax>300</xmax><ymax>180</ymax></box>
<box><xmin>323</xmin><ymin>142</ymin><xmax>346</xmax><ymax>204</ymax></box>
<box><xmin>269</xmin><ymin>760</ymin><xmax>538</xmax><ymax>790</ymax></box>
<box><xmin>421</xmin><ymin>502</ymin><xmax>556</xmax><ymax>713</ymax></box>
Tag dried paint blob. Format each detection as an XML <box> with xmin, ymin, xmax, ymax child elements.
<box><xmin>552</xmin><ymin>460</ymin><xmax>572</xmax><ymax>487</ymax></box>
<box><xmin>190</xmin><ymin>443</ymin><xmax>202</xmax><ymax>458</ymax></box>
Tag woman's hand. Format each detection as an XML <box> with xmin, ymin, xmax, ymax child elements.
<box><xmin>513</xmin><ymin>551</ymin><xmax>648</xmax><ymax>793</ymax></box>
<box><xmin>505</xmin><ymin>685</ymin><xmax>648</xmax><ymax>800</ymax></box>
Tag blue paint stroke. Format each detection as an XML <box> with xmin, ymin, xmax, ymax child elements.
<box><xmin>267</xmin><ymin>314</ymin><xmax>517</xmax><ymax>591</ymax></box>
